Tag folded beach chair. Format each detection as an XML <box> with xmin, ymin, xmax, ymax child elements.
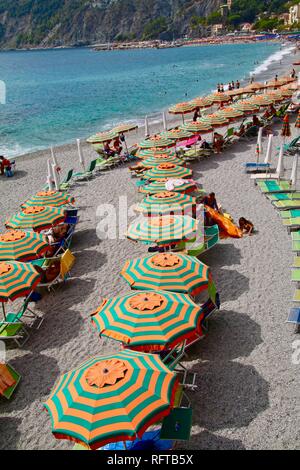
<box><xmin>60</xmin><ymin>169</ymin><xmax>74</xmax><ymax>190</ymax></box>
<box><xmin>282</xmin><ymin>216</ymin><xmax>300</xmax><ymax>230</ymax></box>
<box><xmin>72</xmin><ymin>160</ymin><xmax>97</xmax><ymax>182</ymax></box>
<box><xmin>174</xmin><ymin>224</ymin><xmax>219</xmax><ymax>257</ymax></box>
<box><xmin>292</xmin><ymin>256</ymin><xmax>300</xmax><ymax>268</ymax></box>
<box><xmin>0</xmin><ymin>321</ymin><xmax>30</xmax><ymax>347</ymax></box>
<box><xmin>266</xmin><ymin>192</ymin><xmax>300</xmax><ymax>201</ymax></box>
<box><xmin>0</xmin><ymin>363</ymin><xmax>21</xmax><ymax>399</ymax></box>
<box><xmin>223</xmin><ymin>127</ymin><xmax>236</xmax><ymax>147</ymax></box>
<box><xmin>38</xmin><ymin>249</ymin><xmax>75</xmax><ymax>291</ymax></box>
<box><xmin>280</xmin><ymin>209</ymin><xmax>300</xmax><ymax>219</ymax></box>
<box><xmin>276</xmin><ymin>136</ymin><xmax>300</xmax><ymax>154</ymax></box>
<box><xmin>4</xmin><ymin>295</ymin><xmax>43</xmax><ymax>330</ymax></box>
<box><xmin>273</xmin><ymin>200</ymin><xmax>300</xmax><ymax>210</ymax></box>
<box><xmin>244</xmin><ymin>162</ymin><xmax>271</xmax><ymax>172</ymax></box>
<box><xmin>292</xmin><ymin>234</ymin><xmax>300</xmax><ymax>252</ymax></box>
<box><xmin>256</xmin><ymin>180</ymin><xmax>293</xmax><ymax>193</ymax></box>
<box><xmin>291</xmin><ymin>269</ymin><xmax>300</xmax><ymax>282</ymax></box>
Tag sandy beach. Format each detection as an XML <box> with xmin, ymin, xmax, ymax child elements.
<box><xmin>0</xmin><ymin>45</ymin><xmax>299</xmax><ymax>450</ymax></box>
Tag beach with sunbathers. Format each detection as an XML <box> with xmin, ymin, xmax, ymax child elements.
<box><xmin>0</xmin><ymin>44</ymin><xmax>299</xmax><ymax>450</ymax></box>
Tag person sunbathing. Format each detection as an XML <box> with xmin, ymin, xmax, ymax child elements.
<box><xmin>213</xmin><ymin>132</ymin><xmax>224</xmax><ymax>154</ymax></box>
<box><xmin>113</xmin><ymin>136</ymin><xmax>122</xmax><ymax>155</ymax></box>
<box><xmin>239</xmin><ymin>217</ymin><xmax>254</xmax><ymax>235</ymax></box>
<box><xmin>104</xmin><ymin>140</ymin><xmax>115</xmax><ymax>157</ymax></box>
<box><xmin>234</xmin><ymin>123</ymin><xmax>245</xmax><ymax>137</ymax></box>
<box><xmin>35</xmin><ymin>260</ymin><xmax>61</xmax><ymax>283</ymax></box>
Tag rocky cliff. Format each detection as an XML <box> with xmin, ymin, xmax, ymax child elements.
<box><xmin>0</xmin><ymin>0</ymin><xmax>223</xmax><ymax>49</ymax></box>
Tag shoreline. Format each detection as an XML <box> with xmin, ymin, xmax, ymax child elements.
<box><xmin>10</xmin><ymin>42</ymin><xmax>296</xmax><ymax>164</ymax></box>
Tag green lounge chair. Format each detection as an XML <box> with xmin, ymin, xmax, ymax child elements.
<box><xmin>5</xmin><ymin>296</ymin><xmax>43</xmax><ymax>329</ymax></box>
<box><xmin>292</xmin><ymin>289</ymin><xmax>300</xmax><ymax>302</ymax></box>
<box><xmin>292</xmin><ymin>232</ymin><xmax>300</xmax><ymax>241</ymax></box>
<box><xmin>274</xmin><ymin>200</ymin><xmax>300</xmax><ymax>210</ymax></box>
<box><xmin>175</xmin><ymin>225</ymin><xmax>219</xmax><ymax>257</ymax></box>
<box><xmin>1</xmin><ymin>364</ymin><xmax>21</xmax><ymax>399</ymax></box>
<box><xmin>283</xmin><ymin>217</ymin><xmax>300</xmax><ymax>229</ymax></box>
<box><xmin>276</xmin><ymin>135</ymin><xmax>300</xmax><ymax>154</ymax></box>
<box><xmin>159</xmin><ymin>407</ymin><xmax>192</xmax><ymax>445</ymax></box>
<box><xmin>292</xmin><ymin>239</ymin><xmax>300</xmax><ymax>252</ymax></box>
<box><xmin>291</xmin><ymin>269</ymin><xmax>300</xmax><ymax>282</ymax></box>
<box><xmin>73</xmin><ymin>160</ymin><xmax>97</xmax><ymax>181</ymax></box>
<box><xmin>280</xmin><ymin>210</ymin><xmax>300</xmax><ymax>219</ymax></box>
<box><xmin>257</xmin><ymin>180</ymin><xmax>293</xmax><ymax>194</ymax></box>
<box><xmin>266</xmin><ymin>192</ymin><xmax>300</xmax><ymax>201</ymax></box>
<box><xmin>292</xmin><ymin>257</ymin><xmax>300</xmax><ymax>268</ymax></box>
<box><xmin>0</xmin><ymin>322</ymin><xmax>30</xmax><ymax>347</ymax></box>
<box><xmin>60</xmin><ymin>169</ymin><xmax>74</xmax><ymax>190</ymax></box>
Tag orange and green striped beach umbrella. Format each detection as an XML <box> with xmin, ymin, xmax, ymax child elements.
<box><xmin>0</xmin><ymin>261</ymin><xmax>41</xmax><ymax>303</ymax></box>
<box><xmin>281</xmin><ymin>114</ymin><xmax>291</xmax><ymax>137</ymax></box>
<box><xmin>182</xmin><ymin>120</ymin><xmax>213</xmax><ymax>134</ymax></box>
<box><xmin>44</xmin><ymin>350</ymin><xmax>178</xmax><ymax>449</ymax></box>
<box><xmin>91</xmin><ymin>291</ymin><xmax>204</xmax><ymax>352</ymax></box>
<box><xmin>198</xmin><ymin>114</ymin><xmax>229</xmax><ymax>128</ymax></box>
<box><xmin>142</xmin><ymin>155</ymin><xmax>183</xmax><ymax>167</ymax></box>
<box><xmin>232</xmin><ymin>99</ymin><xmax>260</xmax><ymax>115</ymax></box>
<box><xmin>243</xmin><ymin>82</ymin><xmax>266</xmax><ymax>92</ymax></box>
<box><xmin>189</xmin><ymin>96</ymin><xmax>213</xmax><ymax>108</ymax></box>
<box><xmin>139</xmin><ymin>179</ymin><xmax>197</xmax><ymax>195</ymax></box>
<box><xmin>112</xmin><ymin>123</ymin><xmax>138</xmax><ymax>134</ymax></box>
<box><xmin>0</xmin><ymin>230</ymin><xmax>49</xmax><ymax>262</ymax></box>
<box><xmin>21</xmin><ymin>191</ymin><xmax>74</xmax><ymax>209</ymax></box>
<box><xmin>6</xmin><ymin>206</ymin><xmax>65</xmax><ymax>232</ymax></box>
<box><xmin>139</xmin><ymin>135</ymin><xmax>174</xmax><ymax>149</ymax></box>
<box><xmin>218</xmin><ymin>107</ymin><xmax>244</xmax><ymax>121</ymax></box>
<box><xmin>135</xmin><ymin>191</ymin><xmax>196</xmax><ymax>216</ymax></box>
<box><xmin>250</xmin><ymin>95</ymin><xmax>273</xmax><ymax>107</ymax></box>
<box><xmin>168</xmin><ymin>102</ymin><xmax>196</xmax><ymax>115</ymax></box>
<box><xmin>137</xmin><ymin>148</ymin><xmax>175</xmax><ymax>158</ymax></box>
<box><xmin>120</xmin><ymin>253</ymin><xmax>210</xmax><ymax>296</ymax></box>
<box><xmin>295</xmin><ymin>110</ymin><xmax>300</xmax><ymax>129</ymax></box>
<box><xmin>126</xmin><ymin>215</ymin><xmax>197</xmax><ymax>246</ymax></box>
<box><xmin>144</xmin><ymin>163</ymin><xmax>192</xmax><ymax>181</ymax></box>
<box><xmin>161</xmin><ymin>128</ymin><xmax>193</xmax><ymax>141</ymax></box>
<box><xmin>265</xmin><ymin>79</ymin><xmax>285</xmax><ymax>88</ymax></box>
<box><xmin>279</xmin><ymin>88</ymin><xmax>293</xmax><ymax>98</ymax></box>
<box><xmin>265</xmin><ymin>91</ymin><xmax>284</xmax><ymax>103</ymax></box>
<box><xmin>86</xmin><ymin>130</ymin><xmax>118</xmax><ymax>144</ymax></box>
<box><xmin>206</xmin><ymin>92</ymin><xmax>231</xmax><ymax>104</ymax></box>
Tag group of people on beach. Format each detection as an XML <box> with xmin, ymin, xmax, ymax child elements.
<box><xmin>103</xmin><ymin>133</ymin><xmax>126</xmax><ymax>158</ymax></box>
<box><xmin>0</xmin><ymin>155</ymin><xmax>12</xmax><ymax>177</ymax></box>
<box><xmin>217</xmin><ymin>80</ymin><xmax>240</xmax><ymax>93</ymax></box>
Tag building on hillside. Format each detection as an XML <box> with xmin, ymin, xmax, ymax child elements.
<box><xmin>211</xmin><ymin>24</ymin><xmax>224</xmax><ymax>36</ymax></box>
<box><xmin>278</xmin><ymin>13</ymin><xmax>290</xmax><ymax>26</ymax></box>
<box><xmin>289</xmin><ymin>4</ymin><xmax>300</xmax><ymax>25</ymax></box>
<box><xmin>220</xmin><ymin>0</ymin><xmax>232</xmax><ymax>17</ymax></box>
<box><xmin>240</xmin><ymin>23</ymin><xmax>253</xmax><ymax>32</ymax></box>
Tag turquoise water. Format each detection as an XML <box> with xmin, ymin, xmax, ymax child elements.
<box><xmin>0</xmin><ymin>42</ymin><xmax>281</xmax><ymax>156</ymax></box>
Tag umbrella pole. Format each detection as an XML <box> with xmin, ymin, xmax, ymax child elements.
<box><xmin>2</xmin><ymin>303</ymin><xmax>6</xmax><ymax>321</ymax></box>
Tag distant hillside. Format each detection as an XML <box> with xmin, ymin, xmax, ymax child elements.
<box><xmin>0</xmin><ymin>0</ymin><xmax>224</xmax><ymax>49</ymax></box>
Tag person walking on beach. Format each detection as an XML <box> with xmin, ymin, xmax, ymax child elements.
<box><xmin>291</xmin><ymin>68</ymin><xmax>296</xmax><ymax>79</ymax></box>
<box><xmin>228</xmin><ymin>82</ymin><xmax>232</xmax><ymax>91</ymax></box>
<box><xmin>275</xmin><ymin>74</ymin><xmax>278</xmax><ymax>82</ymax></box>
<box><xmin>231</xmin><ymin>81</ymin><xmax>235</xmax><ymax>89</ymax></box>
<box><xmin>236</xmin><ymin>80</ymin><xmax>240</xmax><ymax>89</ymax></box>
<box><xmin>217</xmin><ymin>83</ymin><xmax>221</xmax><ymax>92</ymax></box>
<box><xmin>220</xmin><ymin>83</ymin><xmax>224</xmax><ymax>93</ymax></box>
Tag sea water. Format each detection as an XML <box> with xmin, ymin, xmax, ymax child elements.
<box><xmin>0</xmin><ymin>42</ymin><xmax>289</xmax><ymax>156</ymax></box>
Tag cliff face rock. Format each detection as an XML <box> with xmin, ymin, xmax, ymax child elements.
<box><xmin>0</xmin><ymin>0</ymin><xmax>223</xmax><ymax>49</ymax></box>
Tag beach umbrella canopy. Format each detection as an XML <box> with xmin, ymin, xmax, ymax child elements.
<box><xmin>265</xmin><ymin>91</ymin><xmax>284</xmax><ymax>103</ymax></box>
<box><xmin>91</xmin><ymin>291</ymin><xmax>204</xmax><ymax>352</ymax></box>
<box><xmin>0</xmin><ymin>260</ymin><xmax>41</xmax><ymax>303</ymax></box>
<box><xmin>189</xmin><ymin>96</ymin><xmax>213</xmax><ymax>108</ymax></box>
<box><xmin>243</xmin><ymin>82</ymin><xmax>266</xmax><ymax>92</ymax></box>
<box><xmin>279</xmin><ymin>88</ymin><xmax>294</xmax><ymax>98</ymax></box>
<box><xmin>126</xmin><ymin>215</ymin><xmax>197</xmax><ymax>246</ymax></box>
<box><xmin>281</xmin><ymin>114</ymin><xmax>291</xmax><ymax>138</ymax></box>
<box><xmin>137</xmin><ymin>148</ymin><xmax>175</xmax><ymax>158</ymax></box>
<box><xmin>265</xmin><ymin>79</ymin><xmax>285</xmax><ymax>88</ymax></box>
<box><xmin>112</xmin><ymin>123</ymin><xmax>138</xmax><ymax>134</ymax></box>
<box><xmin>21</xmin><ymin>191</ymin><xmax>74</xmax><ymax>209</ymax></box>
<box><xmin>250</xmin><ymin>95</ymin><xmax>273</xmax><ymax>107</ymax></box>
<box><xmin>144</xmin><ymin>163</ymin><xmax>192</xmax><ymax>181</ymax></box>
<box><xmin>161</xmin><ymin>128</ymin><xmax>193</xmax><ymax>141</ymax></box>
<box><xmin>44</xmin><ymin>350</ymin><xmax>178</xmax><ymax>449</ymax></box>
<box><xmin>6</xmin><ymin>206</ymin><xmax>65</xmax><ymax>233</ymax></box>
<box><xmin>0</xmin><ymin>230</ymin><xmax>49</xmax><ymax>262</ymax></box>
<box><xmin>87</xmin><ymin>130</ymin><xmax>118</xmax><ymax>144</ymax></box>
<box><xmin>139</xmin><ymin>135</ymin><xmax>174</xmax><ymax>149</ymax></box>
<box><xmin>206</xmin><ymin>92</ymin><xmax>231</xmax><ymax>104</ymax></box>
<box><xmin>226</xmin><ymin>87</ymin><xmax>250</xmax><ymax>97</ymax></box>
<box><xmin>120</xmin><ymin>252</ymin><xmax>210</xmax><ymax>296</ymax></box>
<box><xmin>232</xmin><ymin>100</ymin><xmax>260</xmax><ymax>115</ymax></box>
<box><xmin>168</xmin><ymin>102</ymin><xmax>196</xmax><ymax>115</ymax></box>
<box><xmin>198</xmin><ymin>114</ymin><xmax>229</xmax><ymax>128</ymax></box>
<box><xmin>135</xmin><ymin>192</ymin><xmax>196</xmax><ymax>216</ymax></box>
<box><xmin>217</xmin><ymin>107</ymin><xmax>244</xmax><ymax>121</ymax></box>
<box><xmin>142</xmin><ymin>156</ymin><xmax>183</xmax><ymax>167</ymax></box>
<box><xmin>139</xmin><ymin>179</ymin><xmax>197</xmax><ymax>195</ymax></box>
<box><xmin>181</xmin><ymin>120</ymin><xmax>213</xmax><ymax>134</ymax></box>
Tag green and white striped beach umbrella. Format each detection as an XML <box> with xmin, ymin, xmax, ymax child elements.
<box><xmin>21</xmin><ymin>191</ymin><xmax>74</xmax><ymax>209</ymax></box>
<box><xmin>265</xmin><ymin>91</ymin><xmax>284</xmax><ymax>103</ymax></box>
<box><xmin>120</xmin><ymin>252</ymin><xmax>210</xmax><ymax>296</ymax></box>
<box><xmin>112</xmin><ymin>123</ymin><xmax>138</xmax><ymax>134</ymax></box>
<box><xmin>87</xmin><ymin>130</ymin><xmax>118</xmax><ymax>144</ymax></box>
<box><xmin>250</xmin><ymin>95</ymin><xmax>273</xmax><ymax>107</ymax></box>
<box><xmin>0</xmin><ymin>230</ymin><xmax>48</xmax><ymax>262</ymax></box>
<box><xmin>44</xmin><ymin>350</ymin><xmax>178</xmax><ymax>449</ymax></box>
<box><xmin>139</xmin><ymin>135</ymin><xmax>174</xmax><ymax>149</ymax></box>
<box><xmin>6</xmin><ymin>206</ymin><xmax>65</xmax><ymax>233</ymax></box>
<box><xmin>126</xmin><ymin>215</ymin><xmax>197</xmax><ymax>246</ymax></box>
<box><xmin>161</xmin><ymin>128</ymin><xmax>193</xmax><ymax>141</ymax></box>
<box><xmin>91</xmin><ymin>291</ymin><xmax>203</xmax><ymax>352</ymax></box>
<box><xmin>0</xmin><ymin>260</ymin><xmax>41</xmax><ymax>302</ymax></box>
<box><xmin>135</xmin><ymin>191</ymin><xmax>196</xmax><ymax>216</ymax></box>
<box><xmin>189</xmin><ymin>96</ymin><xmax>213</xmax><ymax>108</ymax></box>
<box><xmin>139</xmin><ymin>179</ymin><xmax>197</xmax><ymax>195</ymax></box>
<box><xmin>182</xmin><ymin>120</ymin><xmax>213</xmax><ymax>134</ymax></box>
<box><xmin>206</xmin><ymin>92</ymin><xmax>231</xmax><ymax>104</ymax></box>
<box><xmin>218</xmin><ymin>107</ymin><xmax>244</xmax><ymax>121</ymax></box>
<box><xmin>198</xmin><ymin>114</ymin><xmax>229</xmax><ymax>128</ymax></box>
<box><xmin>144</xmin><ymin>163</ymin><xmax>192</xmax><ymax>181</ymax></box>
